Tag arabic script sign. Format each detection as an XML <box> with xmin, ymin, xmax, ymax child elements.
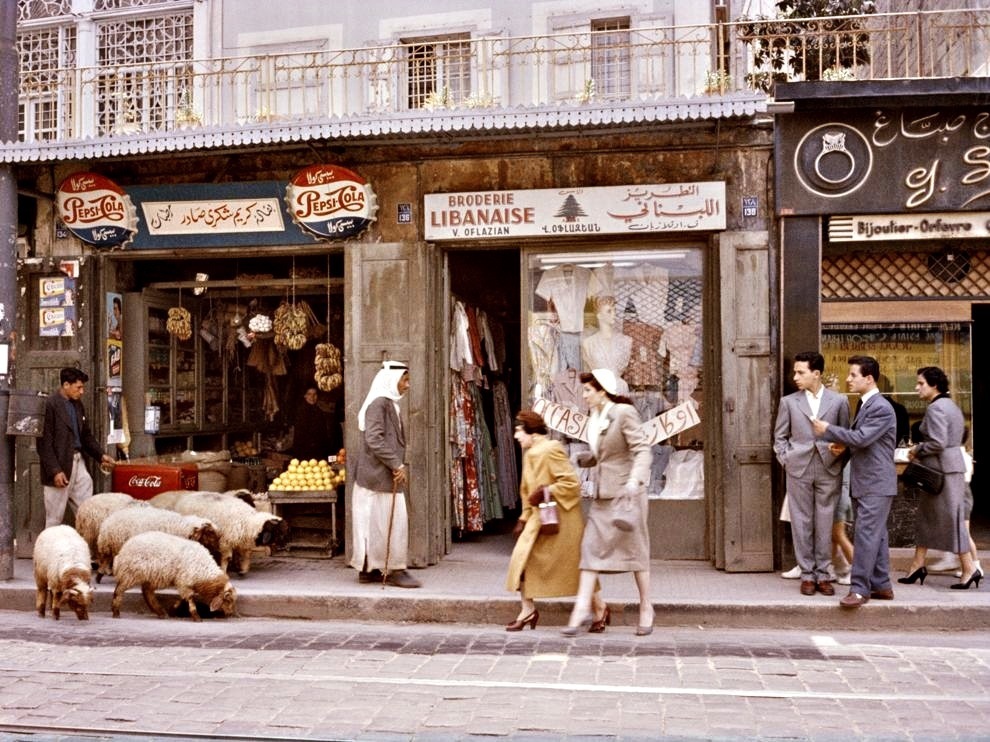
<box><xmin>286</xmin><ymin>164</ymin><xmax>379</xmax><ymax>241</ymax></box>
<box><xmin>424</xmin><ymin>182</ymin><xmax>726</xmax><ymax>240</ymax></box>
<box><xmin>56</xmin><ymin>172</ymin><xmax>137</xmax><ymax>247</ymax></box>
<box><xmin>141</xmin><ymin>198</ymin><xmax>285</xmax><ymax>235</ymax></box>
<box><xmin>531</xmin><ymin>397</ymin><xmax>700</xmax><ymax>445</ymax></box>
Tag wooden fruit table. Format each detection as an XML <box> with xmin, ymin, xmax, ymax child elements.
<box><xmin>267</xmin><ymin>489</ymin><xmax>339</xmax><ymax>556</ymax></box>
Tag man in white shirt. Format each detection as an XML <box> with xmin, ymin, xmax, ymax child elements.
<box><xmin>773</xmin><ymin>352</ymin><xmax>850</xmax><ymax>596</ymax></box>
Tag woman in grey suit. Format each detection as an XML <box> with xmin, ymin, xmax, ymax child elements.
<box><xmin>899</xmin><ymin>366</ymin><xmax>982</xmax><ymax>590</ymax></box>
<box><xmin>562</xmin><ymin>368</ymin><xmax>654</xmax><ymax>636</ymax></box>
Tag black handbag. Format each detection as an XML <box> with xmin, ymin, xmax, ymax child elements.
<box><xmin>901</xmin><ymin>460</ymin><xmax>944</xmax><ymax>495</ymax></box>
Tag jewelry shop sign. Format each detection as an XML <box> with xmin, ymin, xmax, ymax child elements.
<box><xmin>829</xmin><ymin>212</ymin><xmax>990</xmax><ymax>242</ymax></box>
<box><xmin>424</xmin><ymin>182</ymin><xmax>726</xmax><ymax>240</ymax></box>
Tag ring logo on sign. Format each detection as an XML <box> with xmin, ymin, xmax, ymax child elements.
<box><xmin>794</xmin><ymin>123</ymin><xmax>874</xmax><ymax>199</ymax></box>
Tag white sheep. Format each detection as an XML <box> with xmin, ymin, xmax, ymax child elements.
<box><xmin>111</xmin><ymin>531</ymin><xmax>237</xmax><ymax>621</ymax></box>
<box><xmin>74</xmin><ymin>492</ymin><xmax>138</xmax><ymax>560</ymax></box>
<box><xmin>96</xmin><ymin>506</ymin><xmax>222</xmax><ymax>578</ymax></box>
<box><xmin>33</xmin><ymin>525</ymin><xmax>94</xmax><ymax>621</ymax></box>
<box><xmin>167</xmin><ymin>490</ymin><xmax>286</xmax><ymax>576</ymax></box>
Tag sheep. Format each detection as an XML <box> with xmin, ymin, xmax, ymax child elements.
<box><xmin>33</xmin><ymin>525</ymin><xmax>94</xmax><ymax>621</ymax></box>
<box><xmin>150</xmin><ymin>489</ymin><xmax>255</xmax><ymax>509</ymax></box>
<box><xmin>74</xmin><ymin>492</ymin><xmax>138</xmax><ymax>561</ymax></box>
<box><xmin>169</xmin><ymin>490</ymin><xmax>286</xmax><ymax>576</ymax></box>
<box><xmin>111</xmin><ymin>531</ymin><xmax>237</xmax><ymax>621</ymax></box>
<box><xmin>96</xmin><ymin>506</ymin><xmax>222</xmax><ymax>579</ymax></box>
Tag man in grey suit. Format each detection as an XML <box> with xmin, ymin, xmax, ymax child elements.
<box><xmin>812</xmin><ymin>355</ymin><xmax>898</xmax><ymax>608</ymax></box>
<box><xmin>774</xmin><ymin>352</ymin><xmax>850</xmax><ymax>596</ymax></box>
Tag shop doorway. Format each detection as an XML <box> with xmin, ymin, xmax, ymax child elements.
<box><xmin>117</xmin><ymin>252</ymin><xmax>346</xmax><ymax>553</ymax></box>
<box><xmin>446</xmin><ymin>249</ymin><xmax>522</xmax><ymax>539</ymax></box>
<box><xmin>970</xmin><ymin>304</ymin><xmax>990</xmax><ymax>544</ymax></box>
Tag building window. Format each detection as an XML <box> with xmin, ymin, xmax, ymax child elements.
<box><xmin>96</xmin><ymin>12</ymin><xmax>195</xmax><ymax>133</ymax></box>
<box><xmin>404</xmin><ymin>34</ymin><xmax>471</xmax><ymax>109</ymax></box>
<box><xmin>17</xmin><ymin>25</ymin><xmax>75</xmax><ymax>141</ymax></box>
<box><xmin>591</xmin><ymin>17</ymin><xmax>631</xmax><ymax>99</ymax></box>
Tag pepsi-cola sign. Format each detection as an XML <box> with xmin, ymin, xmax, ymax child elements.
<box><xmin>56</xmin><ymin>172</ymin><xmax>137</xmax><ymax>247</ymax></box>
<box><xmin>286</xmin><ymin>165</ymin><xmax>378</xmax><ymax>241</ymax></box>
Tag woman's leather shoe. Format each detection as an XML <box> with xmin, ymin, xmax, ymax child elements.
<box><xmin>505</xmin><ymin>610</ymin><xmax>539</xmax><ymax>631</ymax></box>
<box><xmin>589</xmin><ymin>605</ymin><xmax>610</xmax><ymax>633</ymax></box>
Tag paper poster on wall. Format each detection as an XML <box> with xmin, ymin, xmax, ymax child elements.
<box><xmin>106</xmin><ymin>292</ymin><xmax>123</xmax><ymax>386</ymax></box>
<box><xmin>38</xmin><ymin>276</ymin><xmax>76</xmax><ymax>336</ymax></box>
<box><xmin>106</xmin><ymin>389</ymin><xmax>125</xmax><ymax>445</ymax></box>
<box><xmin>107</xmin><ymin>339</ymin><xmax>122</xmax><ymax>387</ymax></box>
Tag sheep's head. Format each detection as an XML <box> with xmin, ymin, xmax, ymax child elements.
<box><xmin>209</xmin><ymin>583</ymin><xmax>238</xmax><ymax>617</ymax></box>
<box><xmin>63</xmin><ymin>581</ymin><xmax>93</xmax><ymax>621</ymax></box>
<box><xmin>193</xmin><ymin>522</ymin><xmax>223</xmax><ymax>564</ymax></box>
<box><xmin>256</xmin><ymin>517</ymin><xmax>288</xmax><ymax>548</ymax></box>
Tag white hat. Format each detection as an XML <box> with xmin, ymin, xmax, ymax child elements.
<box><xmin>591</xmin><ymin>368</ymin><xmax>618</xmax><ymax>395</ymax></box>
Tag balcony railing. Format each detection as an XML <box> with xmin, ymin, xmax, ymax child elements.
<box><xmin>15</xmin><ymin>8</ymin><xmax>990</xmax><ymax>143</ymax></box>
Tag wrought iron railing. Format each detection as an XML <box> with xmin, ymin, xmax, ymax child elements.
<box><xmin>14</xmin><ymin>8</ymin><xmax>990</xmax><ymax>143</ymax></box>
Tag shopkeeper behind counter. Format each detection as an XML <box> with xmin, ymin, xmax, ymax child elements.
<box><xmin>290</xmin><ymin>387</ymin><xmax>341</xmax><ymax>462</ymax></box>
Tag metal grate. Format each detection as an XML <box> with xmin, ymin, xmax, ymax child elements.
<box><xmin>17</xmin><ymin>0</ymin><xmax>72</xmax><ymax>21</ymax></box>
<box><xmin>822</xmin><ymin>249</ymin><xmax>990</xmax><ymax>299</ymax></box>
<box><xmin>96</xmin><ymin>12</ymin><xmax>194</xmax><ymax>134</ymax></box>
<box><xmin>404</xmin><ymin>34</ymin><xmax>471</xmax><ymax>110</ymax></box>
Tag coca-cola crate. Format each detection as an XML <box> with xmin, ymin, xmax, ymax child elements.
<box><xmin>112</xmin><ymin>463</ymin><xmax>199</xmax><ymax>500</ymax></box>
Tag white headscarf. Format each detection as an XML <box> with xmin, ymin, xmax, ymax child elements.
<box><xmin>358</xmin><ymin>361</ymin><xmax>409</xmax><ymax>431</ymax></box>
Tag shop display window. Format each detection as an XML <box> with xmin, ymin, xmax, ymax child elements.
<box><xmin>822</xmin><ymin>322</ymin><xmax>972</xmax><ymax>445</ymax></box>
<box><xmin>525</xmin><ymin>247</ymin><xmax>705</xmax><ymax>500</ymax></box>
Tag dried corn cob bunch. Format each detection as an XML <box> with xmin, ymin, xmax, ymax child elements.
<box><xmin>273</xmin><ymin>300</ymin><xmax>308</xmax><ymax>350</ymax></box>
<box><xmin>314</xmin><ymin>342</ymin><xmax>342</xmax><ymax>391</ymax></box>
<box><xmin>166</xmin><ymin>307</ymin><xmax>192</xmax><ymax>340</ymax></box>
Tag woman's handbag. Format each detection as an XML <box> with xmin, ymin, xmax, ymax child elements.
<box><xmin>901</xmin><ymin>460</ymin><xmax>944</xmax><ymax>495</ymax></box>
<box><xmin>537</xmin><ymin>488</ymin><xmax>560</xmax><ymax>535</ymax></box>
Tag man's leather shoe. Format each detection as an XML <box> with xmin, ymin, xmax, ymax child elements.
<box><xmin>816</xmin><ymin>580</ymin><xmax>835</xmax><ymax>596</ymax></box>
<box><xmin>358</xmin><ymin>569</ymin><xmax>383</xmax><ymax>584</ymax></box>
<box><xmin>839</xmin><ymin>592</ymin><xmax>869</xmax><ymax>608</ymax></box>
<box><xmin>384</xmin><ymin>569</ymin><xmax>421</xmax><ymax>588</ymax></box>
<box><xmin>800</xmin><ymin>580</ymin><xmax>816</xmax><ymax>596</ymax></box>
<box><xmin>870</xmin><ymin>588</ymin><xmax>895</xmax><ymax>600</ymax></box>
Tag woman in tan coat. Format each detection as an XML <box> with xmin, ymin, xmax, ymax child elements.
<box><xmin>505</xmin><ymin>410</ymin><xmax>606</xmax><ymax>631</ymax></box>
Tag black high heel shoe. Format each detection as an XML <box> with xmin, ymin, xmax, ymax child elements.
<box><xmin>950</xmin><ymin>568</ymin><xmax>983</xmax><ymax>590</ymax></box>
<box><xmin>897</xmin><ymin>566</ymin><xmax>927</xmax><ymax>585</ymax></box>
<box><xmin>589</xmin><ymin>605</ymin><xmax>611</xmax><ymax>633</ymax></box>
<box><xmin>505</xmin><ymin>609</ymin><xmax>539</xmax><ymax>631</ymax></box>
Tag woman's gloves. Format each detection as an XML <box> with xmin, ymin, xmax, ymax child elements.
<box><xmin>512</xmin><ymin>519</ymin><xmax>525</xmax><ymax>537</ymax></box>
<box><xmin>528</xmin><ymin>485</ymin><xmax>551</xmax><ymax>507</ymax></box>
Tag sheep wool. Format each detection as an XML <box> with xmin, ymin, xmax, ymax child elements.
<box><xmin>74</xmin><ymin>492</ymin><xmax>138</xmax><ymax>560</ymax></box>
<box><xmin>96</xmin><ymin>506</ymin><xmax>221</xmax><ymax>578</ymax></box>
<box><xmin>33</xmin><ymin>525</ymin><xmax>93</xmax><ymax>621</ymax></box>
<box><xmin>111</xmin><ymin>531</ymin><xmax>237</xmax><ymax>621</ymax></box>
<box><xmin>169</xmin><ymin>490</ymin><xmax>285</xmax><ymax>575</ymax></box>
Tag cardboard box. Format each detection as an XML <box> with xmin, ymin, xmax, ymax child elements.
<box><xmin>112</xmin><ymin>463</ymin><xmax>199</xmax><ymax>500</ymax></box>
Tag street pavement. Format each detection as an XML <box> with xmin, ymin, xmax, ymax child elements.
<box><xmin>2</xmin><ymin>533</ymin><xmax>989</xmax><ymax>632</ymax></box>
<box><xmin>0</xmin><ymin>611</ymin><xmax>987</xmax><ymax>740</ymax></box>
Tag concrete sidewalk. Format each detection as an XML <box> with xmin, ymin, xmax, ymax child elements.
<box><xmin>4</xmin><ymin>533</ymin><xmax>988</xmax><ymax>631</ymax></box>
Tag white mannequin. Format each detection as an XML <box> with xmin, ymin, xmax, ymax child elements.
<box><xmin>581</xmin><ymin>297</ymin><xmax>632</xmax><ymax>378</ymax></box>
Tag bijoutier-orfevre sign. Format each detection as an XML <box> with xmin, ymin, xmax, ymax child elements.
<box><xmin>424</xmin><ymin>183</ymin><xmax>726</xmax><ymax>240</ymax></box>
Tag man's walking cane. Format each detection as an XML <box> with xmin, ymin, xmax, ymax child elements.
<box><xmin>382</xmin><ymin>476</ymin><xmax>399</xmax><ymax>589</ymax></box>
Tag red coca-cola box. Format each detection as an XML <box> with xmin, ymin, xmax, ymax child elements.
<box><xmin>112</xmin><ymin>463</ymin><xmax>199</xmax><ymax>500</ymax></box>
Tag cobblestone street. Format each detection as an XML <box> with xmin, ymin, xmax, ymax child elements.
<box><xmin>0</xmin><ymin>610</ymin><xmax>987</xmax><ymax>740</ymax></box>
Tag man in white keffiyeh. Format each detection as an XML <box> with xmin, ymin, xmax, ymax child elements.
<box><xmin>350</xmin><ymin>361</ymin><xmax>421</xmax><ymax>588</ymax></box>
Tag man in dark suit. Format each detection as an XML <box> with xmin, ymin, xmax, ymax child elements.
<box><xmin>38</xmin><ymin>367</ymin><xmax>117</xmax><ymax>527</ymax></box>
<box><xmin>812</xmin><ymin>355</ymin><xmax>898</xmax><ymax>608</ymax></box>
<box><xmin>774</xmin><ymin>352</ymin><xmax>850</xmax><ymax>597</ymax></box>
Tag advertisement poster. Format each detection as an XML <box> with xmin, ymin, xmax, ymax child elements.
<box><xmin>38</xmin><ymin>276</ymin><xmax>76</xmax><ymax>337</ymax></box>
<box><xmin>106</xmin><ymin>292</ymin><xmax>124</xmax><ymax>387</ymax></box>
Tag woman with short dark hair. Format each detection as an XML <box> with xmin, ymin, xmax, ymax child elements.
<box><xmin>899</xmin><ymin>366</ymin><xmax>981</xmax><ymax>590</ymax></box>
<box><xmin>504</xmin><ymin>410</ymin><xmax>602</xmax><ymax>630</ymax></box>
